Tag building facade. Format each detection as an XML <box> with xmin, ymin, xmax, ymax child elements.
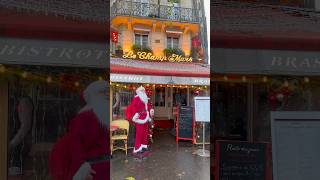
<box><xmin>110</xmin><ymin>0</ymin><xmax>207</xmax><ymax>63</ymax></box>
<box><xmin>110</xmin><ymin>0</ymin><xmax>209</xmax><ymax>145</ymax></box>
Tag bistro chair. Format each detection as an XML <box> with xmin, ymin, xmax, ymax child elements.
<box><xmin>110</xmin><ymin>119</ymin><xmax>129</xmax><ymax>156</ymax></box>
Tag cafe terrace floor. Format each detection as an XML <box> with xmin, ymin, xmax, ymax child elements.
<box><xmin>110</xmin><ymin>129</ymin><xmax>210</xmax><ymax>180</ymax></box>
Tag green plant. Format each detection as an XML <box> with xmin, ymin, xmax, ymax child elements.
<box><xmin>142</xmin><ymin>46</ymin><xmax>153</xmax><ymax>53</ymax></box>
<box><xmin>148</xmin><ymin>13</ymin><xmax>159</xmax><ymax>18</ymax></box>
<box><xmin>168</xmin><ymin>0</ymin><xmax>179</xmax><ymax>3</ymax></box>
<box><xmin>173</xmin><ymin>48</ymin><xmax>185</xmax><ymax>56</ymax></box>
<box><xmin>132</xmin><ymin>44</ymin><xmax>142</xmax><ymax>53</ymax></box>
<box><xmin>117</xmin><ymin>45</ymin><xmax>122</xmax><ymax>50</ymax></box>
<box><xmin>163</xmin><ymin>48</ymin><xmax>185</xmax><ymax>57</ymax></box>
<box><xmin>132</xmin><ymin>44</ymin><xmax>153</xmax><ymax>54</ymax></box>
<box><xmin>163</xmin><ymin>48</ymin><xmax>174</xmax><ymax>56</ymax></box>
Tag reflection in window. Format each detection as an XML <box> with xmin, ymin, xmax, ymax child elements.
<box><xmin>155</xmin><ymin>87</ymin><xmax>165</xmax><ymax>107</ymax></box>
<box><xmin>173</xmin><ymin>88</ymin><xmax>187</xmax><ymax>106</ymax></box>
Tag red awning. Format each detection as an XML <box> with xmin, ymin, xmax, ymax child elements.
<box><xmin>110</xmin><ymin>58</ymin><xmax>210</xmax><ymax>78</ymax></box>
<box><xmin>0</xmin><ymin>9</ymin><xmax>106</xmax><ymax>42</ymax></box>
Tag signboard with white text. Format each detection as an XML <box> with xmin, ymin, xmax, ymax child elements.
<box><xmin>110</xmin><ymin>73</ymin><xmax>210</xmax><ymax>85</ymax></box>
<box><xmin>0</xmin><ymin>37</ymin><xmax>107</xmax><ymax>68</ymax></box>
<box><xmin>194</xmin><ymin>96</ymin><xmax>210</xmax><ymax>122</ymax></box>
<box><xmin>213</xmin><ymin>48</ymin><xmax>320</xmax><ymax>75</ymax></box>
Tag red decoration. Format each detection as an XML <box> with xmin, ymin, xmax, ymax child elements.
<box><xmin>281</xmin><ymin>86</ymin><xmax>290</xmax><ymax>97</ymax></box>
<box><xmin>192</xmin><ymin>36</ymin><xmax>201</xmax><ymax>47</ymax></box>
<box><xmin>145</xmin><ymin>86</ymin><xmax>153</xmax><ymax>97</ymax></box>
<box><xmin>111</xmin><ymin>32</ymin><xmax>118</xmax><ymax>43</ymax></box>
<box><xmin>59</xmin><ymin>74</ymin><xmax>81</xmax><ymax>92</ymax></box>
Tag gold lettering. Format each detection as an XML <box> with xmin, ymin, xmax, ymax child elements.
<box><xmin>122</xmin><ymin>51</ymin><xmax>193</xmax><ymax>63</ymax></box>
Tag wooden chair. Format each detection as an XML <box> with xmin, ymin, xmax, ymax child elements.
<box><xmin>110</xmin><ymin>120</ymin><xmax>129</xmax><ymax>156</ymax></box>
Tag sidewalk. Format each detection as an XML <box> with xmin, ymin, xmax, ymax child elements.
<box><xmin>111</xmin><ymin>130</ymin><xmax>210</xmax><ymax>180</ymax></box>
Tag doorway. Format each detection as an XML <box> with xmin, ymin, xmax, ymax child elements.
<box><xmin>153</xmin><ymin>87</ymin><xmax>172</xmax><ymax>120</ymax></box>
<box><xmin>213</xmin><ymin>82</ymin><xmax>248</xmax><ymax>141</ymax></box>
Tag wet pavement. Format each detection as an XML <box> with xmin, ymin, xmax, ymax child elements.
<box><xmin>111</xmin><ymin>130</ymin><xmax>210</xmax><ymax>180</ymax></box>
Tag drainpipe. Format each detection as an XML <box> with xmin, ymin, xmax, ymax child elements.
<box><xmin>158</xmin><ymin>0</ymin><xmax>160</xmax><ymax>17</ymax></box>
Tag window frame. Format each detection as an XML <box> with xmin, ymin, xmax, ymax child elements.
<box><xmin>134</xmin><ymin>33</ymin><xmax>149</xmax><ymax>47</ymax></box>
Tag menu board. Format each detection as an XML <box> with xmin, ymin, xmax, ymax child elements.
<box><xmin>271</xmin><ymin>112</ymin><xmax>320</xmax><ymax>180</ymax></box>
<box><xmin>194</xmin><ymin>96</ymin><xmax>210</xmax><ymax>122</ymax></box>
<box><xmin>215</xmin><ymin>140</ymin><xmax>270</xmax><ymax>180</ymax></box>
<box><xmin>176</xmin><ymin>106</ymin><xmax>193</xmax><ymax>140</ymax></box>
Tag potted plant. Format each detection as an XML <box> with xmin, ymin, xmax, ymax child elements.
<box><xmin>115</xmin><ymin>45</ymin><xmax>123</xmax><ymax>57</ymax></box>
<box><xmin>132</xmin><ymin>44</ymin><xmax>143</xmax><ymax>53</ymax></box>
<box><xmin>142</xmin><ymin>46</ymin><xmax>153</xmax><ymax>54</ymax></box>
<box><xmin>172</xmin><ymin>48</ymin><xmax>185</xmax><ymax>56</ymax></box>
<box><xmin>163</xmin><ymin>48</ymin><xmax>185</xmax><ymax>57</ymax></box>
<box><xmin>163</xmin><ymin>48</ymin><xmax>174</xmax><ymax>57</ymax></box>
<box><xmin>148</xmin><ymin>13</ymin><xmax>159</xmax><ymax>18</ymax></box>
<box><xmin>168</xmin><ymin>0</ymin><xmax>179</xmax><ymax>4</ymax></box>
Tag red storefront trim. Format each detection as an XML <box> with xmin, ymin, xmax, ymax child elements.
<box><xmin>0</xmin><ymin>9</ymin><xmax>107</xmax><ymax>42</ymax></box>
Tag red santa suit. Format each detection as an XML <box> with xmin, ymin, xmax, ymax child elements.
<box><xmin>67</xmin><ymin>109</ymin><xmax>109</xmax><ymax>180</ymax></box>
<box><xmin>50</xmin><ymin>80</ymin><xmax>109</xmax><ymax>180</ymax></box>
<box><xmin>127</xmin><ymin>86</ymin><xmax>154</xmax><ymax>153</ymax></box>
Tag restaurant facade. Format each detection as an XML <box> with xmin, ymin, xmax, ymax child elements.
<box><xmin>110</xmin><ymin>0</ymin><xmax>210</xmax><ymax>145</ymax></box>
<box><xmin>212</xmin><ymin>0</ymin><xmax>320</xmax><ymax>143</ymax></box>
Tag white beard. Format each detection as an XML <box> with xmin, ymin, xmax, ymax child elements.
<box><xmin>79</xmin><ymin>94</ymin><xmax>108</xmax><ymax>126</ymax></box>
<box><xmin>137</xmin><ymin>91</ymin><xmax>148</xmax><ymax>105</ymax></box>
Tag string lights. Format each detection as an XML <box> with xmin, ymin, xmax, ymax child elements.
<box><xmin>0</xmin><ymin>65</ymin><xmax>107</xmax><ymax>92</ymax></box>
<box><xmin>109</xmin><ymin>82</ymin><xmax>209</xmax><ymax>91</ymax></box>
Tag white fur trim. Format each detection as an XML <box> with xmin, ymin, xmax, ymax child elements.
<box><xmin>141</xmin><ymin>144</ymin><xmax>148</xmax><ymax>148</ymax></box>
<box><xmin>78</xmin><ymin>105</ymin><xmax>92</xmax><ymax>113</ymax></box>
<box><xmin>133</xmin><ymin>145</ymin><xmax>143</xmax><ymax>153</ymax></box>
<box><xmin>72</xmin><ymin>162</ymin><xmax>91</xmax><ymax>180</ymax></box>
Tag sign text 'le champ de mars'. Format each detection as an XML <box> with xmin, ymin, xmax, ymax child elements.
<box><xmin>122</xmin><ymin>51</ymin><xmax>193</xmax><ymax>62</ymax></box>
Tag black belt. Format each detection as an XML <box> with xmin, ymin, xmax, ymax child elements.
<box><xmin>86</xmin><ymin>155</ymin><xmax>109</xmax><ymax>165</ymax></box>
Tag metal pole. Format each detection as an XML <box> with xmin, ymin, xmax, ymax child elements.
<box><xmin>203</xmin><ymin>122</ymin><xmax>205</xmax><ymax>154</ymax></box>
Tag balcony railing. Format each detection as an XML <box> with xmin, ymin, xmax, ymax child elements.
<box><xmin>111</xmin><ymin>0</ymin><xmax>199</xmax><ymax>23</ymax></box>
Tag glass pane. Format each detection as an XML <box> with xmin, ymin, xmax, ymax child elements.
<box><xmin>167</xmin><ymin>37</ymin><xmax>171</xmax><ymax>49</ymax></box>
<box><xmin>112</xmin><ymin>87</ymin><xmax>135</xmax><ymax>120</ymax></box>
<box><xmin>7</xmin><ymin>66</ymin><xmax>104</xmax><ymax>179</ymax></box>
<box><xmin>135</xmin><ymin>34</ymin><xmax>141</xmax><ymax>45</ymax></box>
<box><xmin>142</xmin><ymin>35</ymin><xmax>148</xmax><ymax>47</ymax></box>
<box><xmin>155</xmin><ymin>87</ymin><xmax>165</xmax><ymax>107</ymax></box>
<box><xmin>173</xmin><ymin>38</ymin><xmax>179</xmax><ymax>49</ymax></box>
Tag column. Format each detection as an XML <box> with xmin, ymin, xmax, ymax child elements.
<box><xmin>0</xmin><ymin>81</ymin><xmax>8</xmax><ymax>179</ymax></box>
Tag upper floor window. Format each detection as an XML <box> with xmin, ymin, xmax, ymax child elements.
<box><xmin>167</xmin><ymin>37</ymin><xmax>179</xmax><ymax>49</ymax></box>
<box><xmin>135</xmin><ymin>34</ymin><xmax>149</xmax><ymax>47</ymax></box>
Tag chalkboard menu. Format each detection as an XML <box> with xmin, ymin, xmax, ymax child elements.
<box><xmin>215</xmin><ymin>140</ymin><xmax>271</xmax><ymax>180</ymax></box>
<box><xmin>176</xmin><ymin>106</ymin><xmax>194</xmax><ymax>142</ymax></box>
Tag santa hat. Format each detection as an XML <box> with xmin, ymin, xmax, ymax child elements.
<box><xmin>136</xmin><ymin>86</ymin><xmax>145</xmax><ymax>94</ymax></box>
<box><xmin>83</xmin><ymin>80</ymin><xmax>107</xmax><ymax>104</ymax></box>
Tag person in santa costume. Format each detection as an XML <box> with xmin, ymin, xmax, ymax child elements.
<box><xmin>49</xmin><ymin>80</ymin><xmax>109</xmax><ymax>180</ymax></box>
<box><xmin>126</xmin><ymin>86</ymin><xmax>154</xmax><ymax>155</ymax></box>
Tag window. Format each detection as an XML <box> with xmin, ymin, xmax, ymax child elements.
<box><xmin>135</xmin><ymin>34</ymin><xmax>149</xmax><ymax>47</ymax></box>
<box><xmin>167</xmin><ymin>37</ymin><xmax>179</xmax><ymax>49</ymax></box>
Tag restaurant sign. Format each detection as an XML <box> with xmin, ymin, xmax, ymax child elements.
<box><xmin>0</xmin><ymin>37</ymin><xmax>107</xmax><ymax>68</ymax></box>
<box><xmin>212</xmin><ymin>48</ymin><xmax>320</xmax><ymax>75</ymax></box>
<box><xmin>122</xmin><ymin>51</ymin><xmax>193</xmax><ymax>63</ymax></box>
